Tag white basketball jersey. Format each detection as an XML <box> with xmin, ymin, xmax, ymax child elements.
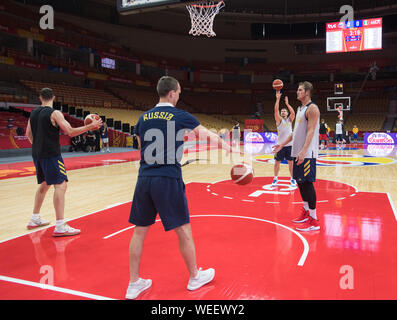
<box><xmin>335</xmin><ymin>123</ymin><xmax>343</xmax><ymax>134</ymax></box>
<box><xmin>277</xmin><ymin>118</ymin><xmax>292</xmax><ymax>147</ymax></box>
<box><xmin>291</xmin><ymin>102</ymin><xmax>319</xmax><ymax>159</ymax></box>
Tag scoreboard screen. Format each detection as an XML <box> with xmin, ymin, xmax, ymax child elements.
<box><xmin>326</xmin><ymin>18</ymin><xmax>382</xmax><ymax>53</ymax></box>
<box><xmin>117</xmin><ymin>0</ymin><xmax>197</xmax><ymax>14</ymax></box>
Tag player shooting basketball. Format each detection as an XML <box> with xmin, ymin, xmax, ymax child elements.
<box><xmin>272</xmin><ymin>90</ymin><xmax>296</xmax><ymax>188</ymax></box>
<box><xmin>272</xmin><ymin>81</ymin><xmax>320</xmax><ymax>232</ymax></box>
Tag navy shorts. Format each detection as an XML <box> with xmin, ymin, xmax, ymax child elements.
<box><xmin>33</xmin><ymin>155</ymin><xmax>68</xmax><ymax>185</ymax></box>
<box><xmin>293</xmin><ymin>158</ymin><xmax>316</xmax><ymax>183</ymax></box>
<box><xmin>129</xmin><ymin>176</ymin><xmax>190</xmax><ymax>231</ymax></box>
<box><xmin>274</xmin><ymin>146</ymin><xmax>293</xmax><ymax>161</ymax></box>
<box><xmin>336</xmin><ymin>134</ymin><xmax>344</xmax><ymax>142</ymax></box>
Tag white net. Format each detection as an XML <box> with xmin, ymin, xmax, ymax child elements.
<box><xmin>186</xmin><ymin>1</ymin><xmax>225</xmax><ymax>37</ymax></box>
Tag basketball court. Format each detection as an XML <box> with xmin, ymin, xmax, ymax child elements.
<box><xmin>1</xmin><ymin>141</ymin><xmax>397</xmax><ymax>300</ymax></box>
<box><xmin>1</xmin><ymin>0</ymin><xmax>397</xmax><ymax>304</ymax></box>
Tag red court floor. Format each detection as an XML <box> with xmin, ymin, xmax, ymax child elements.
<box><xmin>0</xmin><ymin>177</ymin><xmax>396</xmax><ymax>300</ymax></box>
<box><xmin>0</xmin><ymin>144</ymin><xmax>216</xmax><ymax>180</ymax></box>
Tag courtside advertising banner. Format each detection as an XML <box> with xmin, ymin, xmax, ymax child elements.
<box><xmin>244</xmin><ymin>132</ymin><xmax>278</xmax><ymax>144</ymax></box>
<box><xmin>364</xmin><ymin>132</ymin><xmax>397</xmax><ymax>144</ymax></box>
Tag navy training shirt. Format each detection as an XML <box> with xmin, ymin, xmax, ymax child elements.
<box><xmin>134</xmin><ymin>103</ymin><xmax>200</xmax><ymax>179</ymax></box>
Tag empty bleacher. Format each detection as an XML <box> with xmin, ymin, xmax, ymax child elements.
<box><xmin>21</xmin><ymin>80</ymin><xmax>129</xmax><ymax>109</ymax></box>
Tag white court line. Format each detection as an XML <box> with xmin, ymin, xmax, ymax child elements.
<box><xmin>0</xmin><ymin>200</ymin><xmax>132</xmax><ymax>244</ymax></box>
<box><xmin>103</xmin><ymin>214</ymin><xmax>310</xmax><ymax>267</ymax></box>
<box><xmin>103</xmin><ymin>225</ymin><xmax>135</xmax><ymax>239</ymax></box>
<box><xmin>0</xmin><ymin>275</ymin><xmax>115</xmax><ymax>300</ymax></box>
<box><xmin>387</xmin><ymin>193</ymin><xmax>397</xmax><ymax>222</ymax></box>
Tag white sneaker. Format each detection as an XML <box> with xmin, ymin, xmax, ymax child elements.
<box><xmin>271</xmin><ymin>178</ymin><xmax>278</xmax><ymax>187</ymax></box>
<box><xmin>27</xmin><ymin>218</ymin><xmax>50</xmax><ymax>230</ymax></box>
<box><xmin>125</xmin><ymin>278</ymin><xmax>152</xmax><ymax>299</ymax></box>
<box><xmin>53</xmin><ymin>223</ymin><xmax>80</xmax><ymax>237</ymax></box>
<box><xmin>187</xmin><ymin>267</ymin><xmax>215</xmax><ymax>291</ymax></box>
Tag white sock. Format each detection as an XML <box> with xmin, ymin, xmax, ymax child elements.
<box><xmin>303</xmin><ymin>202</ymin><xmax>309</xmax><ymax>211</ymax></box>
<box><xmin>55</xmin><ymin>219</ymin><xmax>65</xmax><ymax>230</ymax></box>
<box><xmin>273</xmin><ymin>176</ymin><xmax>278</xmax><ymax>180</ymax></box>
<box><xmin>309</xmin><ymin>209</ymin><xmax>317</xmax><ymax>220</ymax></box>
<box><xmin>32</xmin><ymin>213</ymin><xmax>40</xmax><ymax>220</ymax></box>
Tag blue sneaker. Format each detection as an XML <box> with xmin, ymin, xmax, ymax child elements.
<box><xmin>271</xmin><ymin>178</ymin><xmax>278</xmax><ymax>187</ymax></box>
<box><xmin>290</xmin><ymin>179</ymin><xmax>297</xmax><ymax>187</ymax></box>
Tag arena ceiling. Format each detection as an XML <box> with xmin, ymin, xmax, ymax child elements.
<box><xmin>95</xmin><ymin>0</ymin><xmax>397</xmax><ymax>23</ymax></box>
<box><xmin>97</xmin><ymin>0</ymin><xmax>397</xmax><ymax>12</ymax></box>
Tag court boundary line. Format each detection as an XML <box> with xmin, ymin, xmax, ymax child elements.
<box><xmin>103</xmin><ymin>214</ymin><xmax>310</xmax><ymax>267</ymax></box>
<box><xmin>386</xmin><ymin>193</ymin><xmax>397</xmax><ymax>222</ymax></box>
<box><xmin>0</xmin><ymin>200</ymin><xmax>132</xmax><ymax>244</ymax></box>
<box><xmin>0</xmin><ymin>275</ymin><xmax>115</xmax><ymax>300</ymax></box>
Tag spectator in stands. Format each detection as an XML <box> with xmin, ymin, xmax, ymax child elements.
<box><xmin>100</xmin><ymin>122</ymin><xmax>110</xmax><ymax>152</ymax></box>
<box><xmin>344</xmin><ymin>129</ymin><xmax>350</xmax><ymax>145</ymax></box>
<box><xmin>85</xmin><ymin>130</ymin><xmax>96</xmax><ymax>152</ymax></box>
<box><xmin>352</xmin><ymin>125</ymin><xmax>359</xmax><ymax>143</ymax></box>
<box><xmin>25</xmin><ymin>87</ymin><xmax>102</xmax><ymax>236</ymax></box>
<box><xmin>327</xmin><ymin>123</ymin><xmax>331</xmax><ymax>139</ymax></box>
<box><xmin>70</xmin><ymin>135</ymin><xmax>79</xmax><ymax>152</ymax></box>
<box><xmin>70</xmin><ymin>134</ymin><xmax>84</xmax><ymax>152</ymax></box>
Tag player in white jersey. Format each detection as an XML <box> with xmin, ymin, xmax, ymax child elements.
<box><xmin>272</xmin><ymin>91</ymin><xmax>296</xmax><ymax>187</ymax></box>
<box><xmin>272</xmin><ymin>81</ymin><xmax>320</xmax><ymax>232</ymax></box>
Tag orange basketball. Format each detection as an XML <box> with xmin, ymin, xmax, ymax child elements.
<box><xmin>84</xmin><ymin>114</ymin><xmax>100</xmax><ymax>126</ymax></box>
<box><xmin>231</xmin><ymin>163</ymin><xmax>254</xmax><ymax>185</ymax></box>
<box><xmin>272</xmin><ymin>79</ymin><xmax>283</xmax><ymax>91</ymax></box>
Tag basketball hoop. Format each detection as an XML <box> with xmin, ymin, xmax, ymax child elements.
<box><xmin>186</xmin><ymin>1</ymin><xmax>225</xmax><ymax>37</ymax></box>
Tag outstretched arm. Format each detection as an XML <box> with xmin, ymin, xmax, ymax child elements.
<box><xmin>274</xmin><ymin>91</ymin><xmax>282</xmax><ymax>125</ymax></box>
<box><xmin>193</xmin><ymin>125</ymin><xmax>238</xmax><ymax>155</ymax></box>
<box><xmin>51</xmin><ymin>110</ymin><xmax>102</xmax><ymax>137</ymax></box>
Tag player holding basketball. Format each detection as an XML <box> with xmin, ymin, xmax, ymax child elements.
<box><xmin>126</xmin><ymin>76</ymin><xmax>236</xmax><ymax>299</ymax></box>
<box><xmin>25</xmin><ymin>88</ymin><xmax>102</xmax><ymax>236</ymax></box>
<box><xmin>272</xmin><ymin>91</ymin><xmax>296</xmax><ymax>188</ymax></box>
<box><xmin>272</xmin><ymin>81</ymin><xmax>320</xmax><ymax>232</ymax></box>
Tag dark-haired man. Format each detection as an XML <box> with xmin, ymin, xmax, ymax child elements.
<box><xmin>26</xmin><ymin>88</ymin><xmax>102</xmax><ymax>236</ymax></box>
<box><xmin>271</xmin><ymin>90</ymin><xmax>296</xmax><ymax>188</ymax></box>
<box><xmin>126</xmin><ymin>76</ymin><xmax>237</xmax><ymax>299</ymax></box>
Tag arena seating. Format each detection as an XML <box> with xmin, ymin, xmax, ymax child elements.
<box><xmin>21</xmin><ymin>80</ymin><xmax>129</xmax><ymax>109</ymax></box>
<box><xmin>0</xmin><ymin>110</ymin><xmax>70</xmax><ymax>150</ymax></box>
<box><xmin>0</xmin><ymin>0</ymin><xmax>394</xmax><ymax>139</ymax></box>
<box><xmin>110</xmin><ymin>87</ymin><xmax>157</xmax><ymax>111</ymax></box>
